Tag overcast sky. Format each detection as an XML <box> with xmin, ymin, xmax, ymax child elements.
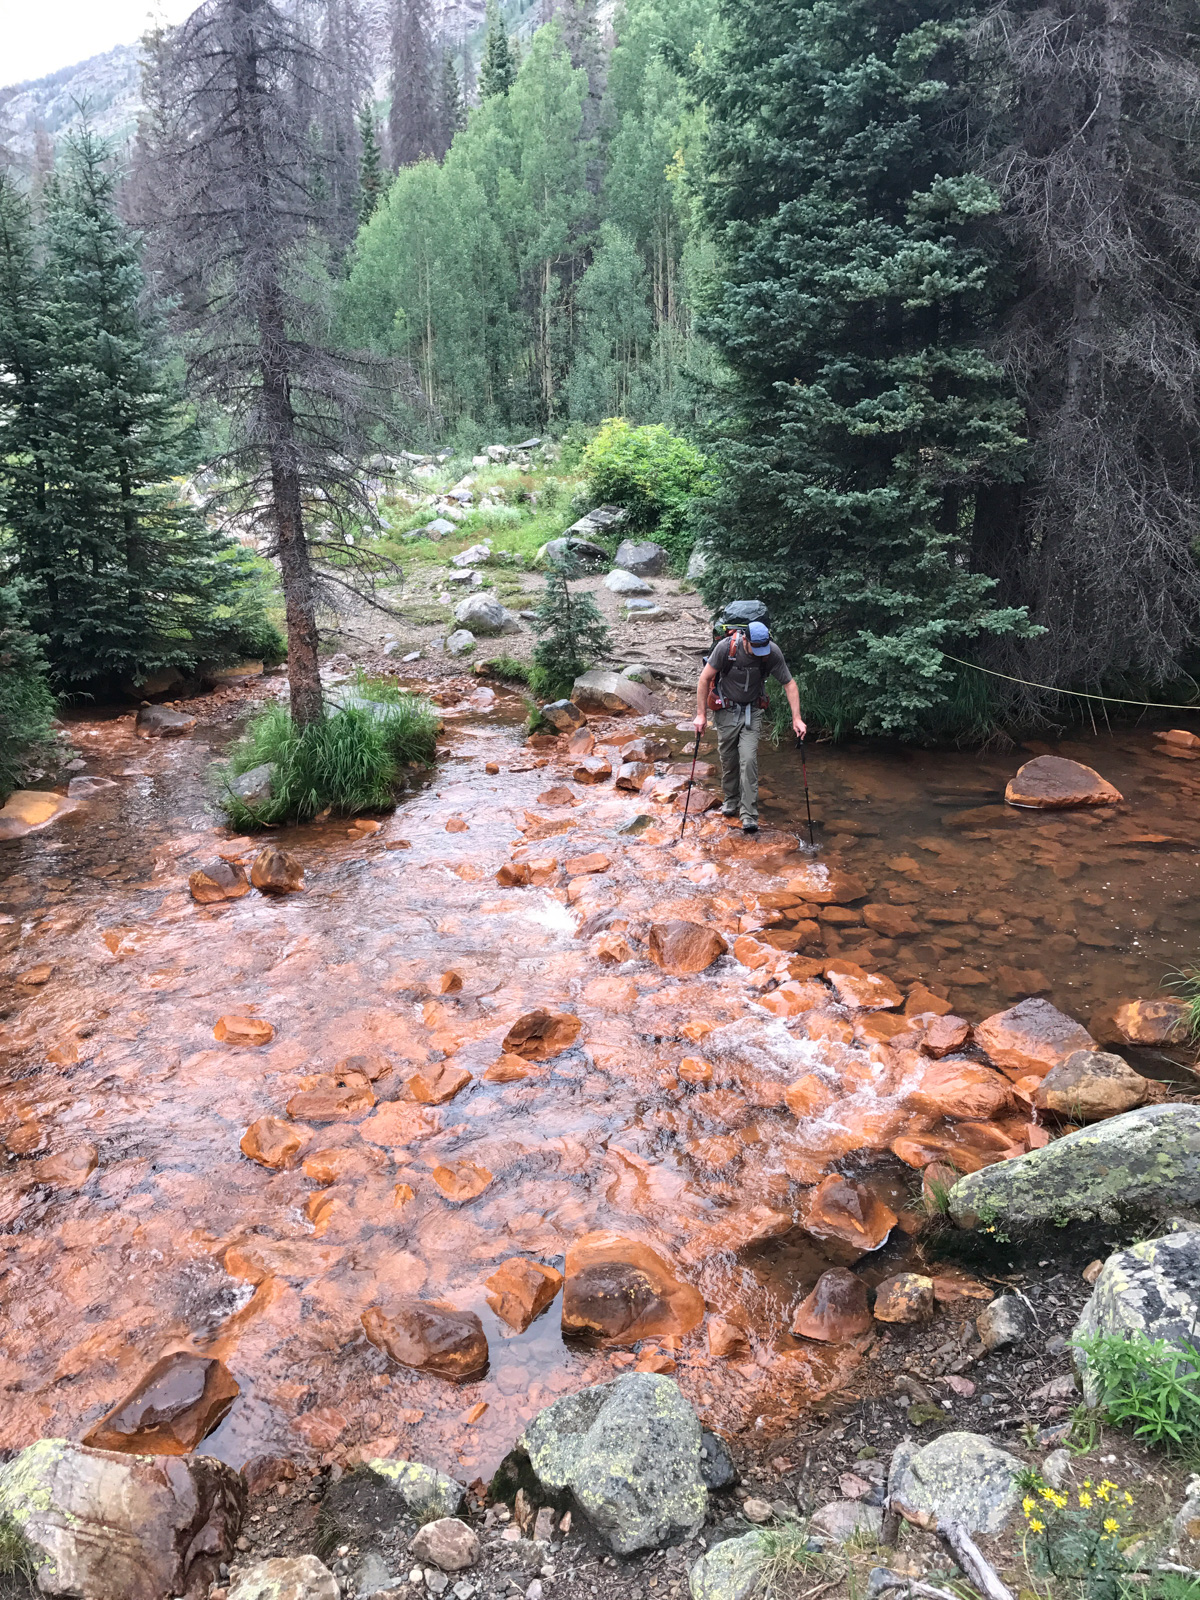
<box><xmin>5</xmin><ymin>0</ymin><xmax>197</xmax><ymax>87</ymax></box>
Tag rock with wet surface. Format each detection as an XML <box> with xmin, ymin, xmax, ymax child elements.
<box><xmin>804</xmin><ymin>1174</ymin><xmax>897</xmax><ymax>1257</ymax></box>
<box><xmin>974</xmin><ymin>997</ymin><xmax>1094</xmax><ymax>1079</ymax></box>
<box><xmin>791</xmin><ymin>1268</ymin><xmax>871</xmax><ymax>1342</ymax></box>
<box><xmin>541</xmin><ymin>700</ymin><xmax>586</xmax><ymax>732</ymax></box>
<box><xmin>286</xmin><ymin>1069</ymin><xmax>374</xmax><ymax>1121</ymax></box>
<box><xmin>485</xmin><ymin>1258</ymin><xmax>564</xmax><ymax>1332</ymax></box>
<box><xmin>359</xmin><ymin>1459</ymin><xmax>465</xmax><ymax>1521</ymax></box>
<box><xmin>908</xmin><ymin>1058</ymin><xmax>1011</xmax><ymax>1122</ymax></box>
<box><xmin>950</xmin><ymin>1104</ymin><xmax>1200</xmax><ymax>1229</ymax></box>
<box><xmin>648</xmin><ymin>921</ymin><xmax>728</xmax><ymax>975</ymax></box>
<box><xmin>84</xmin><ymin>1353</ymin><xmax>239</xmax><ymax>1455</ymax></box>
<box><xmin>362</xmin><ymin>1300</ymin><xmax>488</xmax><ymax>1382</ymax></box>
<box><xmin>228</xmin><ymin>1556</ymin><xmax>339</xmax><ymax>1599</ymax></box>
<box><xmin>562</xmin><ymin>1231</ymin><xmax>705</xmax><ymax>1343</ymax></box>
<box><xmin>214</xmin><ymin>1015</ymin><xmax>275</xmax><ymax>1046</ymax></box>
<box><xmin>1005</xmin><ymin>755</ymin><xmax>1122</xmax><ymax>809</ymax></box>
<box><xmin>825</xmin><ymin>961</ymin><xmax>903</xmax><ymax>1011</ymax></box>
<box><xmin>887</xmin><ymin>1431</ymin><xmax>1023</xmax><ymax>1534</ymax></box>
<box><xmin>241</xmin><ymin>1116</ymin><xmax>306</xmax><ymax>1169</ymax></box>
<box><xmin>454</xmin><ymin>593</ymin><xmax>521</xmax><ymax>636</ymax></box>
<box><xmin>1034</xmin><ymin>1050</ymin><xmax>1150</xmax><ymax>1121</ymax></box>
<box><xmin>0</xmin><ymin>789</ymin><xmax>77</xmax><ymax>840</ymax></box>
<box><xmin>571</xmin><ymin>669</ymin><xmax>653</xmax><ymax>716</ymax></box>
<box><xmin>520</xmin><ymin>1372</ymin><xmax>706</xmax><ymax>1554</ymax></box>
<box><xmin>688</xmin><ymin>1532</ymin><xmax>767</xmax><ymax>1600</ymax></box>
<box><xmin>1111</xmin><ymin>998</ymin><xmax>1189</xmax><ymax>1046</ymax></box>
<box><xmin>189</xmin><ymin>858</ymin><xmax>251</xmax><ymax>904</ymax></box>
<box><xmin>251</xmin><ymin>845</ymin><xmax>305</xmax><ymax>894</ymax></box>
<box><xmin>1073</xmin><ymin>1229</ymin><xmax>1200</xmax><ymax>1403</ymax></box>
<box><xmin>136</xmin><ymin>704</ymin><xmax>196</xmax><ymax>738</ymax></box>
<box><xmin>873</xmin><ymin>1274</ymin><xmax>935</xmax><ymax>1324</ymax></box>
<box><xmin>502</xmin><ymin>1009</ymin><xmax>582</xmax><ymax>1059</ymax></box>
<box><xmin>410</xmin><ymin>1519</ymin><xmax>480</xmax><ymax>1571</ymax></box>
<box><xmin>0</xmin><ymin>1437</ymin><xmax>244</xmax><ymax>1599</ymax></box>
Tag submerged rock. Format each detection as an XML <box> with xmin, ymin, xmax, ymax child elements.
<box><xmin>1073</xmin><ymin>1229</ymin><xmax>1200</xmax><ymax>1404</ymax></box>
<box><xmin>228</xmin><ymin>1556</ymin><xmax>339</xmax><ymax>1599</ymax></box>
<box><xmin>251</xmin><ymin>845</ymin><xmax>305</xmax><ymax>894</ymax></box>
<box><xmin>562</xmin><ymin>1230</ymin><xmax>704</xmax><ymax>1343</ymax></box>
<box><xmin>189</xmin><ymin>858</ymin><xmax>251</xmax><ymax>904</ymax></box>
<box><xmin>136</xmin><ymin>704</ymin><xmax>196</xmax><ymax>738</ymax></box>
<box><xmin>804</xmin><ymin>1174</ymin><xmax>897</xmax><ymax>1256</ymax></box>
<box><xmin>0</xmin><ymin>1437</ymin><xmax>244</xmax><ymax>1599</ymax></box>
<box><xmin>83</xmin><ymin>1353</ymin><xmax>239</xmax><ymax>1455</ymax></box>
<box><xmin>888</xmin><ymin>1431</ymin><xmax>1023</xmax><ymax>1534</ymax></box>
<box><xmin>974</xmin><ymin>997</ymin><xmax>1094</xmax><ymax>1080</ymax></box>
<box><xmin>502</xmin><ymin>1009</ymin><xmax>583</xmax><ymax>1059</ymax></box>
<box><xmin>648</xmin><ymin>921</ymin><xmax>728</xmax><ymax>975</ymax></box>
<box><xmin>950</xmin><ymin>1104</ymin><xmax>1200</xmax><ymax>1229</ymax></box>
<box><xmin>362</xmin><ymin>1299</ymin><xmax>489</xmax><ymax>1382</ymax></box>
<box><xmin>790</xmin><ymin>1268</ymin><xmax>871</xmax><ymax>1342</ymax></box>
<box><xmin>1034</xmin><ymin>1050</ymin><xmax>1150</xmax><ymax>1121</ymax></box>
<box><xmin>241</xmin><ymin>1116</ymin><xmax>306</xmax><ymax>1170</ymax></box>
<box><xmin>520</xmin><ymin>1372</ymin><xmax>706</xmax><ymax>1553</ymax></box>
<box><xmin>1005</xmin><ymin>755</ymin><xmax>1122</xmax><ymax>809</ymax></box>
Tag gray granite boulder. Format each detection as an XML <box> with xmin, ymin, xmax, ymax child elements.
<box><xmin>615</xmin><ymin>539</ymin><xmax>668</xmax><ymax>576</ymax></box>
<box><xmin>453</xmin><ymin>593</ymin><xmax>521</xmax><ymax>637</ymax></box>
<box><xmin>949</xmin><ymin>1105</ymin><xmax>1200</xmax><ymax>1231</ymax></box>
<box><xmin>228</xmin><ymin>1557</ymin><xmax>339</xmax><ymax>1599</ymax></box>
<box><xmin>445</xmin><ymin>629</ymin><xmax>476</xmax><ymax>656</ymax></box>
<box><xmin>688</xmin><ymin>1533</ymin><xmax>766</xmax><ymax>1600</ymax></box>
<box><xmin>1073</xmin><ymin>1229</ymin><xmax>1200</xmax><ymax>1404</ymax></box>
<box><xmin>604</xmin><ymin>568</ymin><xmax>653</xmax><ymax>595</ymax></box>
<box><xmin>887</xmin><ymin>1431</ymin><xmax>1022</xmax><ymax>1534</ymax></box>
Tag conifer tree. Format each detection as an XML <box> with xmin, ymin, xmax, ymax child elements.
<box><xmin>0</xmin><ymin>578</ymin><xmax>56</xmax><ymax>800</ymax></box>
<box><xmin>531</xmin><ymin>550</ymin><xmax>611</xmax><ymax>698</ymax></box>
<box><xmin>693</xmin><ymin>0</ymin><xmax>1034</xmax><ymax>737</ymax></box>
<box><xmin>358</xmin><ymin>103</ymin><xmax>385</xmax><ymax>222</ymax></box>
<box><xmin>434</xmin><ymin>50</ymin><xmax>465</xmax><ymax>157</ymax></box>
<box><xmin>479</xmin><ymin>0</ymin><xmax>516</xmax><ymax>99</ymax></box>
<box><xmin>389</xmin><ymin>0</ymin><xmax>437</xmax><ymax>166</ymax></box>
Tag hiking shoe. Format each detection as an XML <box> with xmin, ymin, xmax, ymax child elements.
<box><xmin>742</xmin><ymin>821</ymin><xmax>759</xmax><ymax>834</ymax></box>
<box><xmin>721</xmin><ymin>807</ymin><xmax>739</xmax><ymax>818</ymax></box>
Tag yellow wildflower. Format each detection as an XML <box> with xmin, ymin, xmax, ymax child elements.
<box><xmin>1124</xmin><ymin>1493</ymin><xmax>1133</xmax><ymax>1506</ymax></box>
<box><xmin>1029</xmin><ymin>1519</ymin><xmax>1045</xmax><ymax>1533</ymax></box>
<box><xmin>1078</xmin><ymin>1492</ymin><xmax>1092</xmax><ymax>1508</ymax></box>
<box><xmin>1022</xmin><ymin>1497</ymin><xmax>1035</xmax><ymax>1516</ymax></box>
<box><xmin>1103</xmin><ymin>1518</ymin><xmax>1119</xmax><ymax>1535</ymax></box>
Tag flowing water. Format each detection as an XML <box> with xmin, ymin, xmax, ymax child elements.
<box><xmin>1</xmin><ymin>680</ymin><xmax>1197</xmax><ymax>1479</ymax></box>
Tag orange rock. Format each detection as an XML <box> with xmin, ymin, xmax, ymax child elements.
<box><xmin>930</xmin><ymin>1268</ymin><xmax>994</xmax><ymax>1307</ymax></box>
<box><xmin>825</xmin><ymin>961</ymin><xmax>903</xmax><ymax>1011</ymax></box>
<box><xmin>786</xmin><ymin>865</ymin><xmax>871</xmax><ymax>905</ymax></box>
<box><xmin>584</xmin><ymin>976</ymin><xmax>638</xmax><ymax>1010</ymax></box>
<box><xmin>483</xmin><ymin>1053</ymin><xmax>538</xmax><ymax>1083</ymax></box>
<box><xmin>485</xmin><ymin>762</ymin><xmax>499</xmax><ymax>774</ymax></box>
<box><xmin>759</xmin><ymin>922</ymin><xmax>821</xmax><ymax>951</ymax></box>
<box><xmin>286</xmin><ymin>1070</ymin><xmax>375</xmax><ymax>1121</ymax></box>
<box><xmin>975</xmin><ymin>998</ymin><xmax>1094</xmax><ymax>1079</ymax></box>
<box><xmin>362</xmin><ymin>1300</ymin><xmax>488</xmax><ymax>1382</ymax></box>
<box><xmin>791</xmin><ymin>1268</ymin><xmax>871</xmax><ymax>1342</ymax></box>
<box><xmin>432</xmin><ymin>1161</ymin><xmax>493</xmax><ymax>1202</ymax></box>
<box><xmin>33</xmin><ymin>1143</ymin><xmax>97</xmax><ymax>1189</ymax></box>
<box><xmin>907</xmin><ymin>1060</ymin><xmax>1011</xmax><ymax>1122</ymax></box>
<box><xmin>567</xmin><ymin>728</ymin><xmax>595</xmax><ymax>755</ymax></box>
<box><xmin>214</xmin><ymin>1015</ymin><xmax>274</xmax><ymax>1047</ymax></box>
<box><xmin>484</xmin><ymin>1258</ymin><xmax>564</xmax><ymax>1332</ymax></box>
<box><xmin>1156</xmin><ymin>728</ymin><xmax>1200</xmax><ymax>749</ymax></box>
<box><xmin>83</xmin><ymin>1353</ymin><xmax>239</xmax><ymax>1454</ymax></box>
<box><xmin>496</xmin><ymin>861</ymin><xmax>532</xmax><ymax>887</ymax></box>
<box><xmin>863</xmin><ymin>904</ymin><xmax>919</xmax><ymax>938</ymax></box>
<box><xmin>672</xmin><ymin>785</ymin><xmax>721</xmax><ymax>814</ymax></box>
<box><xmin>682</xmin><ymin>1018</ymin><xmax>718</xmax><ymax>1042</ymax></box>
<box><xmin>502</xmin><ymin>1009</ymin><xmax>583</xmax><ymax>1059</ymax></box>
<box><xmin>733</xmin><ymin>935</ymin><xmax>776</xmax><ymax>971</ymax></box>
<box><xmin>854</xmin><ymin>1013</ymin><xmax>921</xmax><ymax>1046</ymax></box>
<box><xmin>905</xmin><ymin>984</ymin><xmax>952</xmax><ymax>1017</ymax></box>
<box><xmin>759</xmin><ymin>980</ymin><xmax>828</xmax><ymax>1019</ymax></box>
<box><xmin>16</xmin><ymin>963</ymin><xmax>54</xmax><ymax>986</ymax></box>
<box><xmin>648</xmin><ymin>920</ymin><xmax>728</xmax><ymax>975</ymax></box>
<box><xmin>1005</xmin><ymin>755</ymin><xmax>1122</xmax><ymax>809</ymax></box>
<box><xmin>538</xmin><ymin>787</ymin><xmax>579</xmax><ymax>806</ymax></box>
<box><xmin>634</xmin><ymin>1348</ymin><xmax>678</xmax><ymax>1374</ymax></box>
<box><xmin>707</xmin><ymin>1314</ymin><xmax>750</xmax><ymax>1360</ymax></box>
<box><xmin>688</xmin><ymin>1134</ymin><xmax>741</xmax><ymax>1168</ymax></box>
<box><xmin>188</xmin><ymin>858</ymin><xmax>251</xmax><ymax>904</ymax></box>
<box><xmin>804</xmin><ymin>1013</ymin><xmax>855</xmax><ymax>1045</ymax></box>
<box><xmin>919</xmin><ymin>1014</ymin><xmax>971</xmax><ymax>1058</ymax></box>
<box><xmin>565</xmin><ymin>852</ymin><xmax>611</xmax><ymax>876</ymax></box>
<box><xmin>594</xmin><ymin>931</ymin><xmax>633</xmax><ymax>965</ymax></box>
<box><xmin>820</xmin><ymin>906</ymin><xmax>861</xmax><ymax>926</ymax></box>
<box><xmin>250</xmin><ymin>845</ymin><xmax>305</xmax><ymax>893</ymax></box>
<box><xmin>1111</xmin><ymin>998</ymin><xmax>1188</xmax><ymax>1045</ymax></box>
<box><xmin>784</xmin><ymin>1073</ymin><xmax>836</xmax><ymax>1119</ymax></box>
<box><xmin>335</xmin><ymin>1052</ymin><xmax>392</xmax><ymax>1081</ymax></box>
<box><xmin>240</xmin><ymin>1116</ymin><xmax>306</xmax><ymax>1169</ymax></box>
<box><xmin>408</xmin><ymin>1062</ymin><xmax>473</xmax><ymax>1105</ymax></box>
<box><xmin>437</xmin><ymin>970</ymin><xmax>464</xmax><ymax>994</ymax></box>
<box><xmin>301</xmin><ymin>1144</ymin><xmax>383</xmax><ymax>1185</ymax></box>
<box><xmin>574</xmin><ymin>756</ymin><xmax>612</xmax><ymax>784</ymax></box>
<box><xmin>804</xmin><ymin>1175</ymin><xmax>897</xmax><ymax>1254</ymax></box>
<box><xmin>678</xmin><ymin>1056</ymin><xmax>713</xmax><ymax>1085</ymax></box>
<box><xmin>562</xmin><ymin>1230</ymin><xmax>704</xmax><ymax>1343</ymax></box>
<box><xmin>446</xmin><ymin>816</ymin><xmax>469</xmax><ymax>832</ymax></box>
<box><xmin>873</xmin><ymin>1273</ymin><xmax>935</xmax><ymax>1323</ymax></box>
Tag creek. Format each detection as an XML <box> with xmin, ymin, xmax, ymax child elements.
<box><xmin>0</xmin><ymin>678</ymin><xmax>1196</xmax><ymax>1480</ymax></box>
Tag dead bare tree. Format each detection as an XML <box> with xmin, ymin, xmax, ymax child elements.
<box><xmin>135</xmin><ymin>0</ymin><xmax>417</xmax><ymax>727</ymax></box>
<box><xmin>971</xmin><ymin>0</ymin><xmax>1200</xmax><ymax>718</ymax></box>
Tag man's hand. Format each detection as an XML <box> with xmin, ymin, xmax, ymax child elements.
<box><xmin>793</xmin><ymin>714</ymin><xmax>807</xmax><ymax>739</ymax></box>
<box><xmin>693</xmin><ymin>713</ymin><xmax>707</xmax><ymax>735</ymax></box>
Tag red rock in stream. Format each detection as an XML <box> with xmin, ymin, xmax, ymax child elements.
<box><xmin>241</xmin><ymin>1115</ymin><xmax>307</xmax><ymax>1169</ymax></box>
<box><xmin>791</xmin><ymin>1268</ymin><xmax>872</xmax><ymax>1342</ymax></box>
<box><xmin>574</xmin><ymin>755</ymin><xmax>612</xmax><ymax>784</ymax></box>
<box><xmin>975</xmin><ymin>997</ymin><xmax>1094</xmax><ymax>1079</ymax></box>
<box><xmin>759</xmin><ymin>980</ymin><xmax>827</xmax><ymax>1018</ymax></box>
<box><xmin>825</xmin><ymin>960</ymin><xmax>904</xmax><ymax>1011</ymax></box>
<box><xmin>616</xmin><ymin>762</ymin><xmax>654</xmax><ymax>791</ymax></box>
<box><xmin>362</xmin><ymin>1300</ymin><xmax>489</xmax><ymax>1381</ymax></box>
<box><xmin>250</xmin><ymin>845</ymin><xmax>305</xmax><ymax>893</ymax></box>
<box><xmin>432</xmin><ymin>1161</ymin><xmax>493</xmax><ymax>1202</ymax></box>
<box><xmin>408</xmin><ymin>1062</ymin><xmax>473</xmax><ymax>1104</ymax></box>
<box><xmin>623</xmin><ymin>737</ymin><xmax>671</xmax><ymax>763</ymax></box>
<box><xmin>918</xmin><ymin>1014</ymin><xmax>971</xmax><ymax>1057</ymax></box>
<box><xmin>863</xmin><ymin>904</ymin><xmax>920</xmax><ymax>938</ymax></box>
<box><xmin>567</xmin><ymin>728</ymin><xmax>595</xmax><ymax>756</ymax></box>
<box><xmin>562</xmin><ymin>1230</ymin><xmax>704</xmax><ymax>1343</ymax></box>
<box><xmin>83</xmin><ymin>1353</ymin><xmax>239</xmax><ymax>1454</ymax></box>
<box><xmin>786</xmin><ymin>864</ymin><xmax>871</xmax><ymax>905</ymax></box>
<box><xmin>648</xmin><ymin>920</ymin><xmax>728</xmax><ymax>975</ymax></box>
<box><xmin>784</xmin><ymin>1073</ymin><xmax>837</xmax><ymax>1119</ymax></box>
<box><xmin>286</xmin><ymin>1069</ymin><xmax>375</xmax><ymax>1121</ymax></box>
<box><xmin>537</xmin><ymin>786</ymin><xmax>579</xmax><ymax>806</ymax></box>
<box><xmin>484</xmin><ymin>1257</ymin><xmax>564</xmax><ymax>1331</ymax></box>
<box><xmin>214</xmin><ymin>1014</ymin><xmax>274</xmax><ymax>1046</ymax></box>
<box><xmin>804</xmin><ymin>1175</ymin><xmax>897</xmax><ymax>1255</ymax></box>
<box><xmin>1111</xmin><ymin>998</ymin><xmax>1189</xmax><ymax>1045</ymax></box>
<box><xmin>565</xmin><ymin>851</ymin><xmax>611</xmax><ymax>876</ymax></box>
<box><xmin>1005</xmin><ymin>755</ymin><xmax>1122</xmax><ymax>809</ymax></box>
<box><xmin>906</xmin><ymin>1059</ymin><xmax>1011</xmax><ymax>1122</ymax></box>
<box><xmin>708</xmin><ymin>1313</ymin><xmax>751</xmax><ymax>1359</ymax></box>
<box><xmin>483</xmin><ymin>1052</ymin><xmax>539</xmax><ymax>1083</ymax></box>
<box><xmin>33</xmin><ymin>1143</ymin><xmax>98</xmax><ymax>1189</ymax></box>
<box><xmin>188</xmin><ymin>858</ymin><xmax>250</xmax><ymax>904</ymax></box>
<box><xmin>502</xmin><ymin>1009</ymin><xmax>583</xmax><ymax>1059</ymax></box>
<box><xmin>904</xmin><ymin>984</ymin><xmax>953</xmax><ymax>1017</ymax></box>
<box><xmin>594</xmin><ymin>931</ymin><xmax>633</xmax><ymax>964</ymax></box>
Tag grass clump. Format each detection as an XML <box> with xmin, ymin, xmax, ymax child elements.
<box><xmin>480</xmin><ymin>655</ymin><xmax>531</xmax><ymax>683</ymax></box>
<box><xmin>1073</xmin><ymin>1330</ymin><xmax>1200</xmax><ymax>1448</ymax></box>
<box><xmin>0</xmin><ymin>1515</ymin><xmax>37</xmax><ymax>1596</ymax></box>
<box><xmin>1164</xmin><ymin>967</ymin><xmax>1200</xmax><ymax>1045</ymax></box>
<box><xmin>220</xmin><ymin>691</ymin><xmax>438</xmax><ymax>828</ymax></box>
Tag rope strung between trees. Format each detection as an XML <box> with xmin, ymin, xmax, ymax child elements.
<box><xmin>940</xmin><ymin>653</ymin><xmax>1200</xmax><ymax>713</ymax></box>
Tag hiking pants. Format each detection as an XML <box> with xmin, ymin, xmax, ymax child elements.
<box><xmin>714</xmin><ymin>705</ymin><xmax>763</xmax><ymax>824</ymax></box>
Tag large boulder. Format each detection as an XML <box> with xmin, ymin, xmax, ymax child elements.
<box><xmin>887</xmin><ymin>1432</ymin><xmax>1023</xmax><ymax>1535</ymax></box>
<box><xmin>82</xmin><ymin>1353</ymin><xmax>239</xmax><ymax>1455</ymax></box>
<box><xmin>605</xmin><ymin>568</ymin><xmax>653</xmax><ymax>595</ymax></box>
<box><xmin>572</xmin><ymin>669</ymin><xmax>653</xmax><ymax>715</ymax></box>
<box><xmin>519</xmin><ymin>1373</ymin><xmax>707</xmax><ymax>1554</ymax></box>
<box><xmin>614</xmin><ymin>539</ymin><xmax>668</xmax><ymax>576</ymax></box>
<box><xmin>1073</xmin><ymin>1229</ymin><xmax>1200</xmax><ymax>1404</ymax></box>
<box><xmin>228</xmin><ymin>1557</ymin><xmax>338</xmax><ymax>1600</ymax></box>
<box><xmin>1005</xmin><ymin>755</ymin><xmax>1122</xmax><ymax>809</ymax></box>
<box><xmin>974</xmin><ymin>997</ymin><xmax>1094</xmax><ymax>1080</ymax></box>
<box><xmin>1034</xmin><ymin>1050</ymin><xmax>1150</xmax><ymax>1121</ymax></box>
<box><xmin>949</xmin><ymin>1104</ymin><xmax>1200</xmax><ymax>1230</ymax></box>
<box><xmin>0</xmin><ymin>1437</ymin><xmax>244</xmax><ymax>1599</ymax></box>
<box><xmin>453</xmin><ymin>593</ymin><xmax>521</xmax><ymax>637</ymax></box>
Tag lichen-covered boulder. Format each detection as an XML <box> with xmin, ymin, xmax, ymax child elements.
<box><xmin>361</xmin><ymin>1457</ymin><xmax>465</xmax><ymax>1520</ymax></box>
<box><xmin>887</xmin><ymin>1432</ymin><xmax>1022</xmax><ymax>1534</ymax></box>
<box><xmin>1073</xmin><ymin>1229</ymin><xmax>1200</xmax><ymax>1405</ymax></box>
<box><xmin>688</xmin><ymin>1532</ymin><xmax>766</xmax><ymax>1600</ymax></box>
<box><xmin>949</xmin><ymin>1104</ymin><xmax>1200</xmax><ymax>1230</ymax></box>
<box><xmin>228</xmin><ymin>1556</ymin><xmax>339</xmax><ymax>1599</ymax></box>
<box><xmin>0</xmin><ymin>1437</ymin><xmax>244</xmax><ymax>1599</ymax></box>
<box><xmin>520</xmin><ymin>1372</ymin><xmax>707</xmax><ymax>1554</ymax></box>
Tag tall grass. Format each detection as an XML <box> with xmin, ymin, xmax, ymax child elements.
<box><xmin>1164</xmin><ymin>968</ymin><xmax>1200</xmax><ymax>1044</ymax></box>
<box><xmin>220</xmin><ymin>692</ymin><xmax>438</xmax><ymax>828</ymax></box>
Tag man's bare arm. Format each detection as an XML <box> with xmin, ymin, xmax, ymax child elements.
<box><xmin>785</xmin><ymin>679</ymin><xmax>806</xmax><ymax>738</ymax></box>
<box><xmin>695</xmin><ymin>664</ymin><xmax>717</xmax><ymax>732</ymax></box>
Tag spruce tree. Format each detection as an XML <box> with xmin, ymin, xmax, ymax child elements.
<box><xmin>531</xmin><ymin>550</ymin><xmax>611</xmax><ymax>698</ymax></box>
<box><xmin>389</xmin><ymin>0</ymin><xmax>437</xmax><ymax>166</ymax></box>
<box><xmin>479</xmin><ymin>0</ymin><xmax>516</xmax><ymax>99</ymax></box>
<box><xmin>693</xmin><ymin>0</ymin><xmax>1034</xmax><ymax>737</ymax></box>
<box><xmin>434</xmin><ymin>51</ymin><xmax>466</xmax><ymax>157</ymax></box>
<box><xmin>0</xmin><ymin>579</ymin><xmax>56</xmax><ymax>800</ymax></box>
<box><xmin>358</xmin><ymin>103</ymin><xmax>385</xmax><ymax>223</ymax></box>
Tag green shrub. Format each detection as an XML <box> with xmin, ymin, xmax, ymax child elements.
<box><xmin>582</xmin><ymin>418</ymin><xmax>708</xmax><ymax>561</ymax></box>
<box><xmin>1073</xmin><ymin>1329</ymin><xmax>1200</xmax><ymax>1447</ymax></box>
<box><xmin>192</xmin><ymin>549</ymin><xmax>287</xmax><ymax>667</ymax></box>
<box><xmin>0</xmin><ymin>581</ymin><xmax>57</xmax><ymax>802</ymax></box>
<box><xmin>220</xmin><ymin>692</ymin><xmax>438</xmax><ymax>827</ymax></box>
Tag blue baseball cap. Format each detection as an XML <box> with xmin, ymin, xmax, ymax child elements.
<box><xmin>748</xmin><ymin>621</ymin><xmax>772</xmax><ymax>656</ymax></box>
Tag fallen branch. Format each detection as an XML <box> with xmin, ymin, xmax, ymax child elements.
<box><xmin>867</xmin><ymin>1566</ymin><xmax>960</xmax><ymax>1600</ymax></box>
<box><xmin>937</xmin><ymin>1519</ymin><xmax>1014</xmax><ymax>1600</ymax></box>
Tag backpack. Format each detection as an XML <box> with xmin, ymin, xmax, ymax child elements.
<box><xmin>711</xmin><ymin>599</ymin><xmax>770</xmax><ymax>649</ymax></box>
<box><xmin>707</xmin><ymin>629</ymin><xmax>770</xmax><ymax>710</ymax></box>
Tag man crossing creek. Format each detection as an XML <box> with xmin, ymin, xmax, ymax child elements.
<box><xmin>694</xmin><ymin>617</ymin><xmax>805</xmax><ymax>833</ymax></box>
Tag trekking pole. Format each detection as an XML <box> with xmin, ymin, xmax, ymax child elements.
<box><xmin>797</xmin><ymin>733</ymin><xmax>815</xmax><ymax>847</ymax></box>
<box><xmin>677</xmin><ymin>728</ymin><xmax>702</xmax><ymax>841</ymax></box>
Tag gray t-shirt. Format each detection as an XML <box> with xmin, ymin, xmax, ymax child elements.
<box><xmin>707</xmin><ymin>635</ymin><xmax>793</xmax><ymax>704</ymax></box>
